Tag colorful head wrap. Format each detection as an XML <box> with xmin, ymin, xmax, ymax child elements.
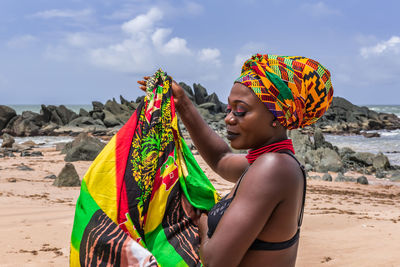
<box><xmin>235</xmin><ymin>54</ymin><xmax>333</xmax><ymax>129</ymax></box>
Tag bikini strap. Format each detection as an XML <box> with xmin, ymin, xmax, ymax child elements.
<box><xmin>232</xmin><ymin>166</ymin><xmax>250</xmax><ymax>198</ymax></box>
<box><xmin>277</xmin><ymin>151</ymin><xmax>307</xmax><ymax>228</ymax></box>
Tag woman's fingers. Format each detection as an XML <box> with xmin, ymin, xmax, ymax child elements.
<box><xmin>137</xmin><ymin>80</ymin><xmax>147</xmax><ymax>92</ymax></box>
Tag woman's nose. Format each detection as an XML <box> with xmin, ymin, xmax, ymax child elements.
<box><xmin>224</xmin><ymin>112</ymin><xmax>236</xmax><ymax>125</ymax></box>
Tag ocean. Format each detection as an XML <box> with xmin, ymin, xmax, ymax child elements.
<box><xmin>2</xmin><ymin>104</ymin><xmax>400</xmax><ymax>166</ymax></box>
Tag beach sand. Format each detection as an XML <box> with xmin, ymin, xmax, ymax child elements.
<box><xmin>0</xmin><ymin>147</ymin><xmax>399</xmax><ymax>266</ymax></box>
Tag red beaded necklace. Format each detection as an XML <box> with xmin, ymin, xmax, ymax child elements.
<box><xmin>245</xmin><ymin>139</ymin><xmax>295</xmax><ymax>164</ymax></box>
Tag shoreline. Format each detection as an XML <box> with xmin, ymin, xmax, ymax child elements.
<box><xmin>0</xmin><ymin>146</ymin><xmax>399</xmax><ymax>266</ymax></box>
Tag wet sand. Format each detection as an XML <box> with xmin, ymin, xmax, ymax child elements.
<box><xmin>0</xmin><ymin>147</ymin><xmax>399</xmax><ymax>266</ymax></box>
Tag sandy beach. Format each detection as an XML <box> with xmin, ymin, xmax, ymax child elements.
<box><xmin>1</xmin><ymin>147</ymin><xmax>399</xmax><ymax>267</ymax></box>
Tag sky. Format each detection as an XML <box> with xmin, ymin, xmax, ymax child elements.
<box><xmin>0</xmin><ymin>0</ymin><xmax>399</xmax><ymax>105</ymax></box>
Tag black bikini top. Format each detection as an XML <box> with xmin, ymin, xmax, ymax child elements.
<box><xmin>207</xmin><ymin>151</ymin><xmax>307</xmax><ymax>251</ymax></box>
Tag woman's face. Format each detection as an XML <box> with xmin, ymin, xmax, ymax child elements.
<box><xmin>224</xmin><ymin>83</ymin><xmax>278</xmax><ymax>150</ymax></box>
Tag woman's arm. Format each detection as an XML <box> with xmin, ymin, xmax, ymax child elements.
<box><xmin>174</xmin><ymin>86</ymin><xmax>248</xmax><ymax>182</ymax></box>
<box><xmin>138</xmin><ymin>78</ymin><xmax>248</xmax><ymax>182</ymax></box>
<box><xmin>198</xmin><ymin>153</ymin><xmax>300</xmax><ymax>266</ymax></box>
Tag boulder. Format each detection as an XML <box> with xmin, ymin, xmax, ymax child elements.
<box><xmin>92</xmin><ymin>101</ymin><xmax>104</xmax><ymax>112</ymax></box>
<box><xmin>334</xmin><ymin>172</ymin><xmax>354</xmax><ymax>182</ymax></box>
<box><xmin>16</xmin><ymin>163</ymin><xmax>34</xmax><ymax>171</ymax></box>
<box><xmin>3</xmin><ymin>115</ymin><xmax>40</xmax><ymax>136</ymax></box>
<box><xmin>306</xmin><ymin>147</ymin><xmax>343</xmax><ymax>172</ymax></box>
<box><xmin>288</xmin><ymin>130</ymin><xmax>314</xmax><ymax>165</ymax></box>
<box><xmin>313</xmin><ymin>129</ymin><xmax>334</xmax><ymax>150</ymax></box>
<box><xmin>103</xmin><ymin>110</ymin><xmax>121</xmax><ymax>127</ymax></box>
<box><xmin>56</xmin><ymin>105</ymin><xmax>78</xmax><ymax>125</ymax></box>
<box><xmin>64</xmin><ymin>133</ymin><xmax>106</xmax><ymax>161</ymax></box>
<box><xmin>322</xmin><ymin>173</ymin><xmax>333</xmax><ymax>181</ymax></box>
<box><xmin>1</xmin><ymin>133</ymin><xmax>15</xmax><ymax>148</ymax></box>
<box><xmin>53</xmin><ymin>163</ymin><xmax>81</xmax><ymax>187</ymax></box>
<box><xmin>179</xmin><ymin>82</ymin><xmax>195</xmax><ymax>102</ymax></box>
<box><xmin>38</xmin><ymin>123</ymin><xmax>59</xmax><ymax>135</ymax></box>
<box><xmin>79</xmin><ymin>108</ymin><xmax>89</xmax><ymax>117</ymax></box>
<box><xmin>68</xmin><ymin>116</ymin><xmax>105</xmax><ymax>128</ymax></box>
<box><xmin>356</xmin><ymin>176</ymin><xmax>369</xmax><ymax>185</ymax></box>
<box><xmin>193</xmin><ymin>83</ymin><xmax>208</xmax><ymax>105</ymax></box>
<box><xmin>349</xmin><ymin>152</ymin><xmax>375</xmax><ymax>166</ymax></box>
<box><xmin>0</xmin><ymin>105</ymin><xmax>17</xmax><ymax>131</ymax></box>
<box><xmin>198</xmin><ymin>103</ymin><xmax>218</xmax><ymax>114</ymax></box>
<box><xmin>372</xmin><ymin>153</ymin><xmax>390</xmax><ymax>170</ymax></box>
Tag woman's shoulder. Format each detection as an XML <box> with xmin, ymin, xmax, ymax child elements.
<box><xmin>245</xmin><ymin>152</ymin><xmax>304</xmax><ymax>193</ymax></box>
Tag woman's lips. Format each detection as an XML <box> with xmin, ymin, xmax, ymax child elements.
<box><xmin>226</xmin><ymin>130</ymin><xmax>239</xmax><ymax>140</ymax></box>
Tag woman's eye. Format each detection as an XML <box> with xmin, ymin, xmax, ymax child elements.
<box><xmin>232</xmin><ymin>111</ymin><xmax>246</xmax><ymax>117</ymax></box>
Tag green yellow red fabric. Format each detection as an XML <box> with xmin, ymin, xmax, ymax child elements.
<box><xmin>235</xmin><ymin>54</ymin><xmax>333</xmax><ymax>129</ymax></box>
<box><xmin>70</xmin><ymin>69</ymin><xmax>219</xmax><ymax>266</ymax></box>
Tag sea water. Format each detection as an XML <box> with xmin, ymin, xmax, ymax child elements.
<box><xmin>2</xmin><ymin>104</ymin><xmax>400</xmax><ymax>166</ymax></box>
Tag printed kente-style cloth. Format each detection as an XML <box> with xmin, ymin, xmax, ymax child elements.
<box><xmin>70</xmin><ymin>69</ymin><xmax>219</xmax><ymax>266</ymax></box>
<box><xmin>235</xmin><ymin>54</ymin><xmax>333</xmax><ymax>129</ymax></box>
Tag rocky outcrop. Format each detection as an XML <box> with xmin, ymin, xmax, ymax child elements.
<box><xmin>63</xmin><ymin>133</ymin><xmax>105</xmax><ymax>161</ymax></box>
<box><xmin>0</xmin><ymin>105</ymin><xmax>17</xmax><ymax>131</ymax></box>
<box><xmin>316</xmin><ymin>97</ymin><xmax>400</xmax><ymax>134</ymax></box>
<box><xmin>1</xmin><ymin>133</ymin><xmax>15</xmax><ymax>148</ymax></box>
<box><xmin>53</xmin><ymin>163</ymin><xmax>81</xmax><ymax>187</ymax></box>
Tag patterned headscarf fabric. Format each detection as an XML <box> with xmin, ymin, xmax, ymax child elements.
<box><xmin>235</xmin><ymin>54</ymin><xmax>333</xmax><ymax>129</ymax></box>
<box><xmin>70</xmin><ymin>69</ymin><xmax>219</xmax><ymax>266</ymax></box>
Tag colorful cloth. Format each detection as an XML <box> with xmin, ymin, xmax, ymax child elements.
<box><xmin>235</xmin><ymin>54</ymin><xmax>333</xmax><ymax>129</ymax></box>
<box><xmin>70</xmin><ymin>69</ymin><xmax>219</xmax><ymax>266</ymax></box>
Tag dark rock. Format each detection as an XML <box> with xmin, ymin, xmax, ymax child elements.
<box><xmin>31</xmin><ymin>151</ymin><xmax>43</xmax><ymax>157</ymax></box>
<box><xmin>313</xmin><ymin>129</ymin><xmax>334</xmax><ymax>149</ymax></box>
<box><xmin>92</xmin><ymin>101</ymin><xmax>104</xmax><ymax>112</ymax></box>
<box><xmin>56</xmin><ymin>105</ymin><xmax>78</xmax><ymax>125</ymax></box>
<box><xmin>68</xmin><ymin>116</ymin><xmax>105</xmax><ymax>128</ymax></box>
<box><xmin>44</xmin><ymin>174</ymin><xmax>56</xmax><ymax>179</ymax></box>
<box><xmin>1</xmin><ymin>133</ymin><xmax>15</xmax><ymax>148</ymax></box>
<box><xmin>91</xmin><ymin>111</ymin><xmax>105</xmax><ymax>121</ymax></box>
<box><xmin>305</xmin><ymin>164</ymin><xmax>313</xmax><ymax>172</ymax></box>
<box><xmin>334</xmin><ymin>172</ymin><xmax>355</xmax><ymax>182</ymax></box>
<box><xmin>0</xmin><ymin>105</ymin><xmax>17</xmax><ymax>131</ymax></box>
<box><xmin>179</xmin><ymin>82</ymin><xmax>194</xmax><ymax>101</ymax></box>
<box><xmin>17</xmin><ymin>164</ymin><xmax>34</xmax><ymax>171</ymax></box>
<box><xmin>306</xmin><ymin>147</ymin><xmax>343</xmax><ymax>172</ymax></box>
<box><xmin>3</xmin><ymin>115</ymin><xmax>40</xmax><ymax>136</ymax></box>
<box><xmin>64</xmin><ymin>133</ymin><xmax>106</xmax><ymax>161</ymax></box>
<box><xmin>198</xmin><ymin>103</ymin><xmax>218</xmax><ymax>114</ymax></box>
<box><xmin>322</xmin><ymin>173</ymin><xmax>333</xmax><ymax>181</ymax></box>
<box><xmin>79</xmin><ymin>108</ymin><xmax>89</xmax><ymax>117</ymax></box>
<box><xmin>7</xmin><ymin>177</ymin><xmax>17</xmax><ymax>183</ymax></box>
<box><xmin>135</xmin><ymin>96</ymin><xmax>145</xmax><ymax>103</ymax></box>
<box><xmin>372</xmin><ymin>153</ymin><xmax>390</xmax><ymax>170</ymax></box>
<box><xmin>103</xmin><ymin>110</ymin><xmax>121</xmax><ymax>127</ymax></box>
<box><xmin>349</xmin><ymin>152</ymin><xmax>375</xmax><ymax>166</ymax></box>
<box><xmin>356</xmin><ymin>176</ymin><xmax>369</xmax><ymax>185</ymax></box>
<box><xmin>38</xmin><ymin>123</ymin><xmax>59</xmax><ymax>135</ymax></box>
<box><xmin>53</xmin><ymin>163</ymin><xmax>81</xmax><ymax>187</ymax></box>
<box><xmin>375</xmin><ymin>169</ymin><xmax>386</xmax><ymax>178</ymax></box>
<box><xmin>193</xmin><ymin>83</ymin><xmax>208</xmax><ymax>105</ymax></box>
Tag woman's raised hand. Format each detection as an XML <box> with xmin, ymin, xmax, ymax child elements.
<box><xmin>137</xmin><ymin>77</ymin><xmax>187</xmax><ymax>109</ymax></box>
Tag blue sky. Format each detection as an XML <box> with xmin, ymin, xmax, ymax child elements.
<box><xmin>1</xmin><ymin>0</ymin><xmax>399</xmax><ymax>105</ymax></box>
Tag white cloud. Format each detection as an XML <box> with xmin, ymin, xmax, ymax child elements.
<box><xmin>32</xmin><ymin>8</ymin><xmax>93</xmax><ymax>19</ymax></box>
<box><xmin>360</xmin><ymin>36</ymin><xmax>400</xmax><ymax>58</ymax></box>
<box><xmin>122</xmin><ymin>7</ymin><xmax>163</xmax><ymax>35</ymax></box>
<box><xmin>89</xmin><ymin>7</ymin><xmax>198</xmax><ymax>72</ymax></box>
<box><xmin>7</xmin><ymin>35</ymin><xmax>38</xmax><ymax>48</ymax></box>
<box><xmin>198</xmin><ymin>48</ymin><xmax>221</xmax><ymax>65</ymax></box>
<box><xmin>302</xmin><ymin>2</ymin><xmax>341</xmax><ymax>17</ymax></box>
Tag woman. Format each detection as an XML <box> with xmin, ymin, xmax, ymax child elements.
<box><xmin>138</xmin><ymin>54</ymin><xmax>333</xmax><ymax>266</ymax></box>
